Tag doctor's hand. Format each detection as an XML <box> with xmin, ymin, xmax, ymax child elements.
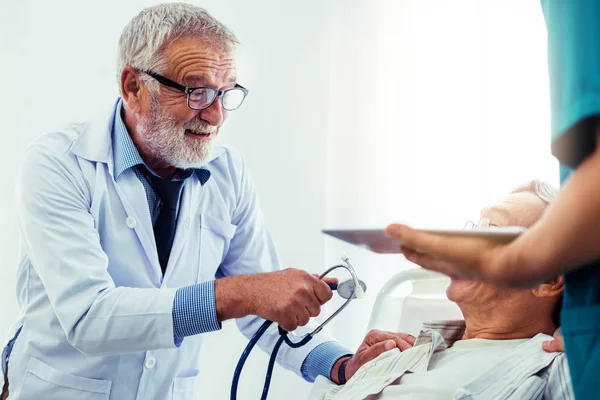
<box><xmin>385</xmin><ymin>224</ymin><xmax>545</xmax><ymax>288</ymax></box>
<box><xmin>215</xmin><ymin>268</ymin><xmax>336</xmax><ymax>332</ymax></box>
<box><xmin>332</xmin><ymin>329</ymin><xmax>416</xmax><ymax>384</ymax></box>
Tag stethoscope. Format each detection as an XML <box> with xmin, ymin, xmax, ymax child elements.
<box><xmin>230</xmin><ymin>256</ymin><xmax>367</xmax><ymax>400</ymax></box>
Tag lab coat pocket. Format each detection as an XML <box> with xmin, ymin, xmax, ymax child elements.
<box><xmin>200</xmin><ymin>214</ymin><xmax>236</xmax><ymax>239</ymax></box>
<box><xmin>19</xmin><ymin>358</ymin><xmax>111</xmax><ymax>400</ymax></box>
<box><xmin>172</xmin><ymin>372</ymin><xmax>199</xmax><ymax>400</ymax></box>
<box><xmin>198</xmin><ymin>214</ymin><xmax>237</xmax><ymax>281</ymax></box>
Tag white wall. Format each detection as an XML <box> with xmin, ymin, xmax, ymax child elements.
<box><xmin>0</xmin><ymin>1</ymin><xmax>334</xmax><ymax>399</ymax></box>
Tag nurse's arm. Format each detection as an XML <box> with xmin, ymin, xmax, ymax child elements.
<box><xmin>386</xmin><ymin>127</ymin><xmax>600</xmax><ymax>287</ymax></box>
<box><xmin>505</xmin><ymin>125</ymin><xmax>600</xmax><ymax>279</ymax></box>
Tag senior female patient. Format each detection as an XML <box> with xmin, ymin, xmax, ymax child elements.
<box><xmin>310</xmin><ymin>180</ymin><xmax>573</xmax><ymax>399</ymax></box>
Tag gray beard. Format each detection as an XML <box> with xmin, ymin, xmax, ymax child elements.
<box><xmin>135</xmin><ymin>96</ymin><xmax>217</xmax><ymax>169</ymax></box>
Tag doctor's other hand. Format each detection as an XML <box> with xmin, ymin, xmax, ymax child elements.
<box><xmin>334</xmin><ymin>329</ymin><xmax>416</xmax><ymax>384</ymax></box>
<box><xmin>385</xmin><ymin>224</ymin><xmax>542</xmax><ymax>288</ymax></box>
<box><xmin>215</xmin><ymin>268</ymin><xmax>336</xmax><ymax>332</ymax></box>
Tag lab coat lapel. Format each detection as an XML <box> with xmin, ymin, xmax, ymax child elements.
<box><xmin>71</xmin><ymin>98</ymin><xmax>163</xmax><ymax>282</ymax></box>
<box><xmin>112</xmin><ymin>167</ymin><xmax>163</xmax><ymax>281</ymax></box>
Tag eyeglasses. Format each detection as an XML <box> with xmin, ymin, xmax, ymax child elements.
<box><xmin>463</xmin><ymin>218</ymin><xmax>500</xmax><ymax>230</ymax></box>
<box><xmin>138</xmin><ymin>69</ymin><xmax>249</xmax><ymax>111</ymax></box>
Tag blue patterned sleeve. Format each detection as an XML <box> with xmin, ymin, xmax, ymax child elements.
<box><xmin>301</xmin><ymin>341</ymin><xmax>353</xmax><ymax>383</ymax></box>
<box><xmin>172</xmin><ymin>281</ymin><xmax>222</xmax><ymax>346</ymax></box>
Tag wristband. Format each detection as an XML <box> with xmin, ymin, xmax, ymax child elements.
<box><xmin>338</xmin><ymin>357</ymin><xmax>350</xmax><ymax>385</ymax></box>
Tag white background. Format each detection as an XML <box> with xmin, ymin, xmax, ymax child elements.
<box><xmin>0</xmin><ymin>0</ymin><xmax>557</xmax><ymax>399</ymax></box>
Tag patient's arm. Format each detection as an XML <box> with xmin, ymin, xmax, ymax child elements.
<box><xmin>339</xmin><ymin>329</ymin><xmax>415</xmax><ymax>383</ymax></box>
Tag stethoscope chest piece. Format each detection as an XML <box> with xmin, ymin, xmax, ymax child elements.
<box><xmin>336</xmin><ymin>278</ymin><xmax>367</xmax><ymax>300</ymax></box>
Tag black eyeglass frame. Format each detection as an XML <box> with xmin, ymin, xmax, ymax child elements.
<box><xmin>138</xmin><ymin>69</ymin><xmax>249</xmax><ymax>111</ymax></box>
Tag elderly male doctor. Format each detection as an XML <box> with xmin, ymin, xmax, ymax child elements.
<box><xmin>0</xmin><ymin>3</ymin><xmax>411</xmax><ymax>400</ymax></box>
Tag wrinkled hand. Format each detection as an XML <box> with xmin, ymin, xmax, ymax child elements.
<box><xmin>385</xmin><ymin>224</ymin><xmax>544</xmax><ymax>288</ymax></box>
<box><xmin>246</xmin><ymin>269</ymin><xmax>336</xmax><ymax>332</ymax></box>
<box><xmin>339</xmin><ymin>330</ymin><xmax>416</xmax><ymax>383</ymax></box>
<box><xmin>543</xmin><ymin>334</ymin><xmax>564</xmax><ymax>353</ymax></box>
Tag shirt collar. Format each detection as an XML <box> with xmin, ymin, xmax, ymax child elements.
<box><xmin>414</xmin><ymin>320</ymin><xmax>466</xmax><ymax>348</ymax></box>
<box><xmin>112</xmin><ymin>100</ymin><xmax>211</xmax><ymax>185</ymax></box>
<box><xmin>112</xmin><ymin>100</ymin><xmax>144</xmax><ymax>180</ymax></box>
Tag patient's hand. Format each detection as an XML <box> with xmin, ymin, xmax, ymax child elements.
<box><xmin>543</xmin><ymin>334</ymin><xmax>564</xmax><ymax>353</ymax></box>
<box><xmin>336</xmin><ymin>329</ymin><xmax>415</xmax><ymax>384</ymax></box>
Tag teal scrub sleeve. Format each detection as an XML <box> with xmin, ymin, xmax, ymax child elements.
<box><xmin>542</xmin><ymin>0</ymin><xmax>600</xmax><ymax>171</ymax></box>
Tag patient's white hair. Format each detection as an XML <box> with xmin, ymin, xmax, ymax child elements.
<box><xmin>511</xmin><ymin>179</ymin><xmax>559</xmax><ymax>204</ymax></box>
<box><xmin>117</xmin><ymin>2</ymin><xmax>239</xmax><ymax>91</ymax></box>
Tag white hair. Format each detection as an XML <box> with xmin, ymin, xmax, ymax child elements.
<box><xmin>511</xmin><ymin>179</ymin><xmax>559</xmax><ymax>204</ymax></box>
<box><xmin>117</xmin><ymin>3</ymin><xmax>239</xmax><ymax>89</ymax></box>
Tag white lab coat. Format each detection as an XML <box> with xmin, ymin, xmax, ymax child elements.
<box><xmin>2</xmin><ymin>100</ymin><xmax>332</xmax><ymax>400</ymax></box>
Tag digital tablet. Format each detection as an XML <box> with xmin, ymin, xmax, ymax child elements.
<box><xmin>322</xmin><ymin>227</ymin><xmax>527</xmax><ymax>254</ymax></box>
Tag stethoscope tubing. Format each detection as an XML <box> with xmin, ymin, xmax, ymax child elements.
<box><xmin>230</xmin><ymin>259</ymin><xmax>363</xmax><ymax>400</ymax></box>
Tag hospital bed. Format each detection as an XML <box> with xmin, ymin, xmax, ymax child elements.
<box><xmin>366</xmin><ymin>268</ymin><xmax>463</xmax><ymax>337</ymax></box>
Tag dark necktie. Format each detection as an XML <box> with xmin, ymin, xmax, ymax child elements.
<box><xmin>147</xmin><ymin>174</ymin><xmax>185</xmax><ymax>274</ymax></box>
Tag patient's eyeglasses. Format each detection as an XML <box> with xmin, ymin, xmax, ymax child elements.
<box><xmin>463</xmin><ymin>218</ymin><xmax>500</xmax><ymax>230</ymax></box>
